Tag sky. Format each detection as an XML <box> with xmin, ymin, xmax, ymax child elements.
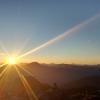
<box><xmin>0</xmin><ymin>0</ymin><xmax>100</xmax><ymax>64</ymax></box>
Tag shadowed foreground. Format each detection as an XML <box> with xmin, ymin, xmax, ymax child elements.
<box><xmin>0</xmin><ymin>63</ymin><xmax>100</xmax><ymax>100</ymax></box>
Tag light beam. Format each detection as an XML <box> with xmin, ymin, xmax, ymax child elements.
<box><xmin>0</xmin><ymin>63</ymin><xmax>7</xmax><ymax>68</ymax></box>
<box><xmin>19</xmin><ymin>13</ymin><xmax>100</xmax><ymax>58</ymax></box>
<box><xmin>0</xmin><ymin>66</ymin><xmax>8</xmax><ymax>78</ymax></box>
<box><xmin>15</xmin><ymin>66</ymin><xmax>38</xmax><ymax>100</ymax></box>
<box><xmin>17</xmin><ymin>65</ymin><xmax>35</xmax><ymax>77</ymax></box>
<box><xmin>0</xmin><ymin>41</ymin><xmax>10</xmax><ymax>57</ymax></box>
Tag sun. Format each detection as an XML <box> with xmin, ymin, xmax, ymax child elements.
<box><xmin>6</xmin><ymin>56</ymin><xmax>18</xmax><ymax>65</ymax></box>
<box><xmin>8</xmin><ymin>57</ymin><xmax>16</xmax><ymax>65</ymax></box>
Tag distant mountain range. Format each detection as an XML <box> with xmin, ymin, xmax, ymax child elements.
<box><xmin>19</xmin><ymin>62</ymin><xmax>100</xmax><ymax>85</ymax></box>
<box><xmin>0</xmin><ymin>62</ymin><xmax>100</xmax><ymax>100</ymax></box>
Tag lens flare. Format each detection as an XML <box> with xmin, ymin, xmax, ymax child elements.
<box><xmin>6</xmin><ymin>56</ymin><xmax>18</xmax><ymax>65</ymax></box>
<box><xmin>19</xmin><ymin>13</ymin><xmax>100</xmax><ymax>58</ymax></box>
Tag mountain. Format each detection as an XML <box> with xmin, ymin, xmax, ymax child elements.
<box><xmin>0</xmin><ymin>63</ymin><xmax>100</xmax><ymax>100</ymax></box>
<box><xmin>66</xmin><ymin>75</ymin><xmax>100</xmax><ymax>90</ymax></box>
<box><xmin>20</xmin><ymin>62</ymin><xmax>100</xmax><ymax>85</ymax></box>
<box><xmin>0</xmin><ymin>65</ymin><xmax>49</xmax><ymax>100</ymax></box>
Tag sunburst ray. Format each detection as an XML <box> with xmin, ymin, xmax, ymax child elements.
<box><xmin>15</xmin><ymin>66</ymin><xmax>38</xmax><ymax>100</ymax></box>
<box><xmin>0</xmin><ymin>66</ymin><xmax>8</xmax><ymax>79</ymax></box>
<box><xmin>0</xmin><ymin>63</ymin><xmax>7</xmax><ymax>68</ymax></box>
<box><xmin>17</xmin><ymin>64</ymin><xmax>35</xmax><ymax>77</ymax></box>
<box><xmin>0</xmin><ymin>41</ymin><xmax>10</xmax><ymax>57</ymax></box>
<box><xmin>18</xmin><ymin>13</ymin><xmax>100</xmax><ymax>58</ymax></box>
<box><xmin>0</xmin><ymin>65</ymin><xmax>11</xmax><ymax>91</ymax></box>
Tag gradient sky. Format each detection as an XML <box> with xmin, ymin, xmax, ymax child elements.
<box><xmin>0</xmin><ymin>0</ymin><xmax>100</xmax><ymax>64</ymax></box>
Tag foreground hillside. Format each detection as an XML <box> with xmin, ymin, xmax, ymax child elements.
<box><xmin>40</xmin><ymin>75</ymin><xmax>100</xmax><ymax>100</ymax></box>
<box><xmin>0</xmin><ymin>63</ymin><xmax>100</xmax><ymax>100</ymax></box>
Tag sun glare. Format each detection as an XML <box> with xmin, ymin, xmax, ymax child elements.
<box><xmin>6</xmin><ymin>56</ymin><xmax>18</xmax><ymax>65</ymax></box>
